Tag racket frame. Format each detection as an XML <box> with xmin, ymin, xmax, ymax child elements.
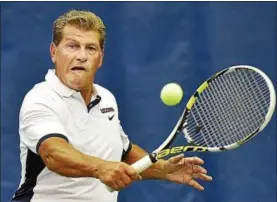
<box><xmin>132</xmin><ymin>65</ymin><xmax>276</xmax><ymax>173</ymax></box>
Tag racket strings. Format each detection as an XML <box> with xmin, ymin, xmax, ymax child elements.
<box><xmin>190</xmin><ymin>74</ymin><xmax>244</xmax><ymax>146</ymax></box>
<box><xmin>192</xmin><ymin>79</ymin><xmax>262</xmax><ymax>147</ymax></box>
<box><xmin>195</xmin><ymin>88</ymin><xmax>224</xmax><ymax>145</ymax></box>
<box><xmin>247</xmin><ymin>70</ymin><xmax>270</xmax><ymax>112</ymax></box>
<box><xmin>186</xmin><ymin>69</ymin><xmax>270</xmax><ymax>148</ymax></box>
<box><xmin>208</xmin><ymin>76</ymin><xmax>241</xmax><ymax>144</ymax></box>
<box><xmin>212</xmin><ymin>71</ymin><xmax>268</xmax><ymax>145</ymax></box>
<box><xmin>217</xmin><ymin>72</ymin><xmax>266</xmax><ymax>143</ymax></box>
<box><xmin>190</xmin><ymin>103</ymin><xmax>212</xmax><ymax>146</ymax></box>
<box><xmin>205</xmin><ymin>79</ymin><xmax>239</xmax><ymax>145</ymax></box>
<box><xmin>211</xmin><ymin>71</ymin><xmax>270</xmax><ymax>145</ymax></box>
<box><xmin>234</xmin><ymin>71</ymin><xmax>269</xmax><ymax>131</ymax></box>
<box><xmin>193</xmin><ymin>77</ymin><xmax>243</xmax><ymax>146</ymax></box>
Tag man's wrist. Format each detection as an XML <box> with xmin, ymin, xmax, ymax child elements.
<box><xmin>158</xmin><ymin>159</ymin><xmax>168</xmax><ymax>180</ymax></box>
<box><xmin>140</xmin><ymin>159</ymin><xmax>168</xmax><ymax>180</ymax></box>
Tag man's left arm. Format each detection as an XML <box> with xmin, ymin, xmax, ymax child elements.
<box><xmin>123</xmin><ymin>143</ymin><xmax>213</xmax><ymax>191</ymax></box>
<box><xmin>122</xmin><ymin>144</ymin><xmax>166</xmax><ymax>180</ymax></box>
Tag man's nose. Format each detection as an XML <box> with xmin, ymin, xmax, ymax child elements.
<box><xmin>76</xmin><ymin>48</ymin><xmax>88</xmax><ymax>62</ymax></box>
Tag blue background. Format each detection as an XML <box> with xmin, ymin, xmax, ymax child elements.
<box><xmin>1</xmin><ymin>2</ymin><xmax>276</xmax><ymax>202</ymax></box>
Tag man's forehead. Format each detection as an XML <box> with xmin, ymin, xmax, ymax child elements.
<box><xmin>62</xmin><ymin>25</ymin><xmax>100</xmax><ymax>44</ymax></box>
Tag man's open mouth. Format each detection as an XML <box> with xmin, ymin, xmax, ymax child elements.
<box><xmin>71</xmin><ymin>66</ymin><xmax>86</xmax><ymax>71</ymax></box>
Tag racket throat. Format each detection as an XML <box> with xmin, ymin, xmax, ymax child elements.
<box><xmin>148</xmin><ymin>153</ymin><xmax>158</xmax><ymax>163</ymax></box>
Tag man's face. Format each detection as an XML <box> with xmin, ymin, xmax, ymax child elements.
<box><xmin>50</xmin><ymin>25</ymin><xmax>103</xmax><ymax>91</ymax></box>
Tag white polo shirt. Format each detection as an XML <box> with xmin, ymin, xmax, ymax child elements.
<box><xmin>12</xmin><ymin>69</ymin><xmax>131</xmax><ymax>202</ymax></box>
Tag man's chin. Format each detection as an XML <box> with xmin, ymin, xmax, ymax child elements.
<box><xmin>69</xmin><ymin>83</ymin><xmax>91</xmax><ymax>92</ymax></box>
<box><xmin>66</xmin><ymin>81</ymin><xmax>82</xmax><ymax>91</ymax></box>
<box><xmin>71</xmin><ymin>86</ymin><xmax>84</xmax><ymax>92</ymax></box>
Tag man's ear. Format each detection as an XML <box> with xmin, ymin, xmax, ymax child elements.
<box><xmin>50</xmin><ymin>42</ymin><xmax>57</xmax><ymax>63</ymax></box>
<box><xmin>98</xmin><ymin>50</ymin><xmax>104</xmax><ymax>68</ymax></box>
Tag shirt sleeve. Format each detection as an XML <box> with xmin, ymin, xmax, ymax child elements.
<box><xmin>19</xmin><ymin>103</ymin><xmax>68</xmax><ymax>155</ymax></box>
<box><xmin>120</xmin><ymin>124</ymin><xmax>132</xmax><ymax>158</ymax></box>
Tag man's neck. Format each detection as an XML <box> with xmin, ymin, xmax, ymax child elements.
<box><xmin>80</xmin><ymin>86</ymin><xmax>94</xmax><ymax>105</ymax></box>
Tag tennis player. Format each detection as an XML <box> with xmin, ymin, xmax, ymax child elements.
<box><xmin>11</xmin><ymin>10</ymin><xmax>212</xmax><ymax>202</ymax></box>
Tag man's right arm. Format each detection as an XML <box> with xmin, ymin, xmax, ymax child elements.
<box><xmin>38</xmin><ymin>136</ymin><xmax>141</xmax><ymax>191</ymax></box>
<box><xmin>38</xmin><ymin>137</ymin><xmax>103</xmax><ymax>178</ymax></box>
<box><xmin>20</xmin><ymin>97</ymin><xmax>140</xmax><ymax>191</ymax></box>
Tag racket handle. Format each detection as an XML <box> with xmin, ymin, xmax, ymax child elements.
<box><xmin>131</xmin><ymin>154</ymin><xmax>156</xmax><ymax>173</ymax></box>
<box><xmin>106</xmin><ymin>154</ymin><xmax>157</xmax><ymax>192</ymax></box>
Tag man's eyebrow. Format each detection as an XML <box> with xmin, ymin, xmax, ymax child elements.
<box><xmin>86</xmin><ymin>43</ymin><xmax>97</xmax><ymax>46</ymax></box>
<box><xmin>64</xmin><ymin>37</ymin><xmax>78</xmax><ymax>42</ymax></box>
<box><xmin>63</xmin><ymin>37</ymin><xmax>97</xmax><ymax>46</ymax></box>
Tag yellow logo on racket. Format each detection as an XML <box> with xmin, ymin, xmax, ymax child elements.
<box><xmin>157</xmin><ymin>146</ymin><xmax>208</xmax><ymax>159</ymax></box>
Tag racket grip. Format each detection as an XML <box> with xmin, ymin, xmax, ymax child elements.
<box><xmin>106</xmin><ymin>154</ymin><xmax>156</xmax><ymax>192</ymax></box>
<box><xmin>131</xmin><ymin>154</ymin><xmax>156</xmax><ymax>173</ymax></box>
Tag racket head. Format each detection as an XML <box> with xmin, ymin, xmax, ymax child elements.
<box><xmin>180</xmin><ymin>65</ymin><xmax>276</xmax><ymax>152</ymax></box>
<box><xmin>154</xmin><ymin>65</ymin><xmax>276</xmax><ymax>158</ymax></box>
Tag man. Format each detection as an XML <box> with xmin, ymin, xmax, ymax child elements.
<box><xmin>12</xmin><ymin>10</ymin><xmax>212</xmax><ymax>202</ymax></box>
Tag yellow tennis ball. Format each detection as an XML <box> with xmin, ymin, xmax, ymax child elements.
<box><xmin>160</xmin><ymin>83</ymin><xmax>183</xmax><ymax>106</ymax></box>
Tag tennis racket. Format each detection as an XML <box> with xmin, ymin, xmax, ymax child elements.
<box><xmin>108</xmin><ymin>65</ymin><xmax>276</xmax><ymax>192</ymax></box>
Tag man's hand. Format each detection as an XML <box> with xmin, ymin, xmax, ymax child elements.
<box><xmin>96</xmin><ymin>161</ymin><xmax>142</xmax><ymax>191</ymax></box>
<box><xmin>163</xmin><ymin>154</ymin><xmax>213</xmax><ymax>191</ymax></box>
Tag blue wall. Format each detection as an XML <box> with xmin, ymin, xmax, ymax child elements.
<box><xmin>1</xmin><ymin>2</ymin><xmax>276</xmax><ymax>202</ymax></box>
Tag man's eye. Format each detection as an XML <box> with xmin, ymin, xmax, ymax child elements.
<box><xmin>68</xmin><ymin>44</ymin><xmax>78</xmax><ymax>48</ymax></box>
<box><xmin>88</xmin><ymin>46</ymin><xmax>96</xmax><ymax>51</ymax></box>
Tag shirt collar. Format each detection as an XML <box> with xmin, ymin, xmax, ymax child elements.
<box><xmin>45</xmin><ymin>69</ymin><xmax>76</xmax><ymax>97</ymax></box>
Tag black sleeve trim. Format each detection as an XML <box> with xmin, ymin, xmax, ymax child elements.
<box><xmin>36</xmin><ymin>133</ymin><xmax>69</xmax><ymax>154</ymax></box>
<box><xmin>121</xmin><ymin>142</ymin><xmax>132</xmax><ymax>160</ymax></box>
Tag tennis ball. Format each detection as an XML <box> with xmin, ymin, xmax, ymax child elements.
<box><xmin>160</xmin><ymin>83</ymin><xmax>183</xmax><ymax>106</ymax></box>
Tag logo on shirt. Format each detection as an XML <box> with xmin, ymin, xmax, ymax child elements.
<box><xmin>108</xmin><ymin>114</ymin><xmax>115</xmax><ymax>121</ymax></box>
<box><xmin>100</xmin><ymin>107</ymin><xmax>115</xmax><ymax>114</ymax></box>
